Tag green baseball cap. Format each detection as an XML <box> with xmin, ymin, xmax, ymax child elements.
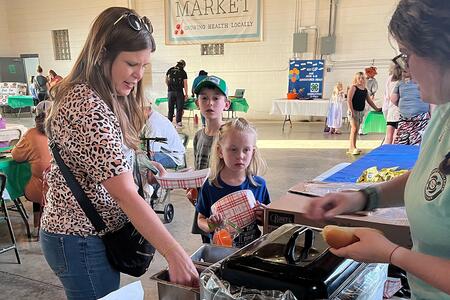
<box><xmin>194</xmin><ymin>75</ymin><xmax>228</xmax><ymax>97</ymax></box>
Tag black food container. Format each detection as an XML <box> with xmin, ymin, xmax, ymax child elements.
<box><xmin>219</xmin><ymin>224</ymin><xmax>363</xmax><ymax>299</ymax></box>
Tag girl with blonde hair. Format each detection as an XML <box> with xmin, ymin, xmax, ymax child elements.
<box><xmin>347</xmin><ymin>72</ymin><xmax>381</xmax><ymax>155</ymax></box>
<box><xmin>196</xmin><ymin>117</ymin><xmax>270</xmax><ymax>248</ymax></box>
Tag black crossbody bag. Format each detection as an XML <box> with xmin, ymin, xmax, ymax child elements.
<box><xmin>50</xmin><ymin>142</ymin><xmax>155</xmax><ymax>277</ymax></box>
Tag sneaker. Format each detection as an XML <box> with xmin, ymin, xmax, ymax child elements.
<box><xmin>175</xmin><ymin>122</ymin><xmax>183</xmax><ymax>129</ymax></box>
<box><xmin>352</xmin><ymin>149</ymin><xmax>361</xmax><ymax>155</ymax></box>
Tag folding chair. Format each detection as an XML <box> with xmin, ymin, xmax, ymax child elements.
<box><xmin>0</xmin><ymin>172</ymin><xmax>21</xmax><ymax>263</ymax></box>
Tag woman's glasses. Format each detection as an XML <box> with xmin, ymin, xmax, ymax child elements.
<box><xmin>114</xmin><ymin>13</ymin><xmax>153</xmax><ymax>34</ymax></box>
<box><xmin>392</xmin><ymin>53</ymin><xmax>409</xmax><ymax>71</ymax></box>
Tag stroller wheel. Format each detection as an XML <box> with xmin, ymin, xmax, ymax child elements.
<box><xmin>164</xmin><ymin>203</ymin><xmax>174</xmax><ymax>223</ymax></box>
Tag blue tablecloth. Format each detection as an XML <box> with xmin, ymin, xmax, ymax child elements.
<box><xmin>324</xmin><ymin>144</ymin><xmax>420</xmax><ymax>182</ymax></box>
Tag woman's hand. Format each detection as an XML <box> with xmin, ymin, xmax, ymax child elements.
<box><xmin>306</xmin><ymin>191</ymin><xmax>366</xmax><ymax>220</ymax></box>
<box><xmin>146</xmin><ymin>161</ymin><xmax>167</xmax><ymax>185</ymax></box>
<box><xmin>165</xmin><ymin>245</ymin><xmax>199</xmax><ymax>287</ymax></box>
<box><xmin>330</xmin><ymin>228</ymin><xmax>398</xmax><ymax>263</ymax></box>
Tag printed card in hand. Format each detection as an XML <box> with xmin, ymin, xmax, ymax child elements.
<box><xmin>156</xmin><ymin>168</ymin><xmax>209</xmax><ymax>189</ymax></box>
<box><xmin>211</xmin><ymin>190</ymin><xmax>257</xmax><ymax>230</ymax></box>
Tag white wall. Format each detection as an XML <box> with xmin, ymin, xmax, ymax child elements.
<box><xmin>0</xmin><ymin>0</ymin><xmax>12</xmax><ymax>55</ymax></box>
<box><xmin>1</xmin><ymin>0</ymin><xmax>400</xmax><ymax>120</ymax></box>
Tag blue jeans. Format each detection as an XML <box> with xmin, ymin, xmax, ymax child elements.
<box><xmin>154</xmin><ymin>152</ymin><xmax>178</xmax><ymax>169</ymax></box>
<box><xmin>40</xmin><ymin>230</ymin><xmax>120</xmax><ymax>300</ymax></box>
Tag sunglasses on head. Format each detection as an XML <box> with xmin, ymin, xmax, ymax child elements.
<box><xmin>392</xmin><ymin>53</ymin><xmax>409</xmax><ymax>71</ymax></box>
<box><xmin>114</xmin><ymin>12</ymin><xmax>153</xmax><ymax>34</ymax></box>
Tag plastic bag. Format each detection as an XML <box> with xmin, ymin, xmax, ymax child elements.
<box><xmin>357</xmin><ymin>166</ymin><xmax>408</xmax><ymax>183</ymax></box>
<box><xmin>332</xmin><ymin>263</ymin><xmax>388</xmax><ymax>300</ymax></box>
<box><xmin>200</xmin><ymin>264</ymin><xmax>298</xmax><ymax>300</ymax></box>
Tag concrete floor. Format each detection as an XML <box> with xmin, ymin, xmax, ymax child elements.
<box><xmin>0</xmin><ymin>114</ymin><xmax>384</xmax><ymax>300</ymax></box>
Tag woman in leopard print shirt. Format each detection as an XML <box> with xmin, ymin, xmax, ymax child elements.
<box><xmin>40</xmin><ymin>7</ymin><xmax>198</xmax><ymax>299</ymax></box>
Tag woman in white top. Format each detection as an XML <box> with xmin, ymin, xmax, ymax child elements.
<box><xmin>382</xmin><ymin>62</ymin><xmax>402</xmax><ymax>144</ymax></box>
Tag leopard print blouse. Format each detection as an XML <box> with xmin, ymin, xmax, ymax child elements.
<box><xmin>40</xmin><ymin>84</ymin><xmax>130</xmax><ymax>236</ymax></box>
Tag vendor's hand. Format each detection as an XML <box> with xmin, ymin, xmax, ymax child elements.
<box><xmin>254</xmin><ymin>203</ymin><xmax>267</xmax><ymax>225</ymax></box>
<box><xmin>330</xmin><ymin>228</ymin><xmax>398</xmax><ymax>264</ymax></box>
<box><xmin>184</xmin><ymin>94</ymin><xmax>189</xmax><ymax>101</ymax></box>
<box><xmin>166</xmin><ymin>245</ymin><xmax>199</xmax><ymax>287</ymax></box>
<box><xmin>306</xmin><ymin>191</ymin><xmax>366</xmax><ymax>220</ymax></box>
<box><xmin>207</xmin><ymin>214</ymin><xmax>224</xmax><ymax>232</ymax></box>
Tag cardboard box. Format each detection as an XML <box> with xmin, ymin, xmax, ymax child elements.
<box><xmin>264</xmin><ymin>192</ymin><xmax>412</xmax><ymax>248</ymax></box>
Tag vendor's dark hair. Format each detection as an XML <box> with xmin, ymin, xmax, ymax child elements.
<box><xmin>389</xmin><ymin>0</ymin><xmax>450</xmax><ymax>67</ymax></box>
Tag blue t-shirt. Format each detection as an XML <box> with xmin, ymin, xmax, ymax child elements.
<box><xmin>393</xmin><ymin>80</ymin><xmax>429</xmax><ymax>118</ymax></box>
<box><xmin>196</xmin><ymin>175</ymin><xmax>271</xmax><ymax>247</ymax></box>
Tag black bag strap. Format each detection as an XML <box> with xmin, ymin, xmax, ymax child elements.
<box><xmin>50</xmin><ymin>142</ymin><xmax>107</xmax><ymax>232</ymax></box>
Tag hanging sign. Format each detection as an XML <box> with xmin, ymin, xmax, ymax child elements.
<box><xmin>288</xmin><ymin>59</ymin><xmax>325</xmax><ymax>99</ymax></box>
<box><xmin>164</xmin><ymin>0</ymin><xmax>263</xmax><ymax>45</ymax></box>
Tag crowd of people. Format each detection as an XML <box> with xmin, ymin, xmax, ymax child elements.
<box><xmin>7</xmin><ymin>0</ymin><xmax>450</xmax><ymax>299</ymax></box>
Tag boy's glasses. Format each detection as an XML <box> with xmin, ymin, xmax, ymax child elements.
<box><xmin>114</xmin><ymin>13</ymin><xmax>153</xmax><ymax>34</ymax></box>
<box><xmin>392</xmin><ymin>53</ymin><xmax>409</xmax><ymax>71</ymax></box>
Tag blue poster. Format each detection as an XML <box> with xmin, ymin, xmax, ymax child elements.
<box><xmin>288</xmin><ymin>59</ymin><xmax>324</xmax><ymax>99</ymax></box>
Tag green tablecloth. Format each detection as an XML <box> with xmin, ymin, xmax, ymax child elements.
<box><xmin>7</xmin><ymin>95</ymin><xmax>34</xmax><ymax>109</ymax></box>
<box><xmin>155</xmin><ymin>97</ymin><xmax>198</xmax><ymax>110</ymax></box>
<box><xmin>0</xmin><ymin>157</ymin><xmax>31</xmax><ymax>199</ymax></box>
<box><xmin>229</xmin><ymin>98</ymin><xmax>249</xmax><ymax>113</ymax></box>
<box><xmin>362</xmin><ymin>111</ymin><xmax>386</xmax><ymax>134</ymax></box>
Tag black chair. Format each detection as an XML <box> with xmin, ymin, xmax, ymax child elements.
<box><xmin>0</xmin><ymin>173</ymin><xmax>21</xmax><ymax>263</ymax></box>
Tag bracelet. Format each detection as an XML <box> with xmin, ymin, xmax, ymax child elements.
<box><xmin>389</xmin><ymin>245</ymin><xmax>402</xmax><ymax>264</ymax></box>
<box><xmin>359</xmin><ymin>186</ymin><xmax>380</xmax><ymax>211</ymax></box>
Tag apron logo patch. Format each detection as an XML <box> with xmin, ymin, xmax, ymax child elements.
<box><xmin>424</xmin><ymin>168</ymin><xmax>446</xmax><ymax>201</ymax></box>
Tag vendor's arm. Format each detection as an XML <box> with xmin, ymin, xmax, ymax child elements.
<box><xmin>103</xmin><ymin>172</ymin><xmax>198</xmax><ymax>287</ymax></box>
<box><xmin>307</xmin><ymin>172</ymin><xmax>409</xmax><ymax>220</ymax></box>
<box><xmin>331</xmin><ymin>228</ymin><xmax>450</xmax><ymax>295</ymax></box>
<box><xmin>392</xmin><ymin>247</ymin><xmax>450</xmax><ymax>295</ymax></box>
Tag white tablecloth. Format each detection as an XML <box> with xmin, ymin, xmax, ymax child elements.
<box><xmin>270</xmin><ymin>99</ymin><xmax>348</xmax><ymax>117</ymax></box>
<box><xmin>0</xmin><ymin>123</ymin><xmax>28</xmax><ymax>142</ymax></box>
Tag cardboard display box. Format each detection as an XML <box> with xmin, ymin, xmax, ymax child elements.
<box><xmin>264</xmin><ymin>192</ymin><xmax>412</xmax><ymax>248</ymax></box>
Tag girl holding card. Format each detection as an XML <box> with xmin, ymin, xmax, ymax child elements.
<box><xmin>195</xmin><ymin>118</ymin><xmax>271</xmax><ymax>248</ymax></box>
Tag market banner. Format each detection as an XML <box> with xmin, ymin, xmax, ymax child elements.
<box><xmin>164</xmin><ymin>0</ymin><xmax>263</xmax><ymax>45</ymax></box>
<box><xmin>288</xmin><ymin>59</ymin><xmax>325</xmax><ymax>99</ymax></box>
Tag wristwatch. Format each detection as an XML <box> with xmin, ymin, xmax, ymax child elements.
<box><xmin>359</xmin><ymin>186</ymin><xmax>379</xmax><ymax>211</ymax></box>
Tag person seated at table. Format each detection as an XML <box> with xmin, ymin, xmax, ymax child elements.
<box><xmin>11</xmin><ymin>101</ymin><xmax>52</xmax><ymax>237</ymax></box>
<box><xmin>391</xmin><ymin>69</ymin><xmax>430</xmax><ymax>145</ymax></box>
<box><xmin>143</xmin><ymin>101</ymin><xmax>186</xmax><ymax>169</ymax></box>
<box><xmin>347</xmin><ymin>72</ymin><xmax>381</xmax><ymax>155</ymax></box>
